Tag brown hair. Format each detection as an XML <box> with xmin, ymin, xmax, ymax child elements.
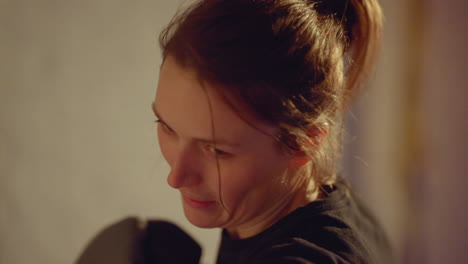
<box><xmin>159</xmin><ymin>0</ymin><xmax>383</xmax><ymax>187</ymax></box>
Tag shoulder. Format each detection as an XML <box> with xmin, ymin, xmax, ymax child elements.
<box><xmin>217</xmin><ymin>180</ymin><xmax>393</xmax><ymax>264</ymax></box>
<box><xmin>253</xmin><ymin>183</ymin><xmax>392</xmax><ymax>264</ymax></box>
<box><xmin>252</xmin><ymin>237</ymin><xmax>353</xmax><ymax>264</ymax></box>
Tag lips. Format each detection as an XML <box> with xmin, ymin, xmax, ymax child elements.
<box><xmin>183</xmin><ymin>195</ymin><xmax>215</xmax><ymax>209</ymax></box>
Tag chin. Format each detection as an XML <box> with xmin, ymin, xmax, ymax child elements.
<box><xmin>187</xmin><ymin>218</ymin><xmax>218</xmax><ymax>229</ymax></box>
<box><xmin>183</xmin><ymin>206</ymin><xmax>223</xmax><ymax>229</ymax></box>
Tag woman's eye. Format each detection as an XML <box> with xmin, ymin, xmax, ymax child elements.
<box><xmin>155</xmin><ymin>119</ymin><xmax>174</xmax><ymax>135</ymax></box>
<box><xmin>206</xmin><ymin>145</ymin><xmax>230</xmax><ymax>157</ymax></box>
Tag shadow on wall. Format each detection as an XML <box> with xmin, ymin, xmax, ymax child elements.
<box><xmin>75</xmin><ymin>217</ymin><xmax>142</xmax><ymax>264</ymax></box>
<box><xmin>75</xmin><ymin>217</ymin><xmax>202</xmax><ymax>264</ymax></box>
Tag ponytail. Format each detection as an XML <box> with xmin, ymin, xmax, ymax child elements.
<box><xmin>345</xmin><ymin>0</ymin><xmax>383</xmax><ymax>104</ymax></box>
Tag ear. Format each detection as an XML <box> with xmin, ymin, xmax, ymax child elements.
<box><xmin>288</xmin><ymin>124</ymin><xmax>328</xmax><ymax>169</ymax></box>
<box><xmin>306</xmin><ymin>124</ymin><xmax>328</xmax><ymax>146</ymax></box>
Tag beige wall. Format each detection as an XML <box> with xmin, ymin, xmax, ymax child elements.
<box><xmin>351</xmin><ymin>0</ymin><xmax>468</xmax><ymax>263</ymax></box>
<box><xmin>417</xmin><ymin>0</ymin><xmax>468</xmax><ymax>263</ymax></box>
<box><xmin>1</xmin><ymin>1</ymin><xmax>218</xmax><ymax>263</ymax></box>
<box><xmin>1</xmin><ymin>0</ymin><xmax>467</xmax><ymax>264</ymax></box>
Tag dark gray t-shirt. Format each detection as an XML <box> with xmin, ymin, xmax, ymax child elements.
<box><xmin>216</xmin><ymin>179</ymin><xmax>393</xmax><ymax>264</ymax></box>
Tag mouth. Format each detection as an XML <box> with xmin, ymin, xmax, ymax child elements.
<box><xmin>183</xmin><ymin>196</ymin><xmax>215</xmax><ymax>209</ymax></box>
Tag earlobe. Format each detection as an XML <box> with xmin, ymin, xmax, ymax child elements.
<box><xmin>289</xmin><ymin>156</ymin><xmax>310</xmax><ymax>169</ymax></box>
<box><xmin>306</xmin><ymin>124</ymin><xmax>328</xmax><ymax>146</ymax></box>
<box><xmin>288</xmin><ymin>124</ymin><xmax>328</xmax><ymax>169</ymax></box>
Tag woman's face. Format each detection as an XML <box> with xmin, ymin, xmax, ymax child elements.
<box><xmin>153</xmin><ymin>57</ymin><xmax>306</xmax><ymax>238</ymax></box>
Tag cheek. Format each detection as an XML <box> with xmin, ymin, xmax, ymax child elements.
<box><xmin>157</xmin><ymin>129</ymin><xmax>174</xmax><ymax>166</ymax></box>
<box><xmin>224</xmin><ymin>153</ymin><xmax>291</xmax><ymax>194</ymax></box>
<box><xmin>220</xmin><ymin>161</ymin><xmax>278</xmax><ymax>201</ymax></box>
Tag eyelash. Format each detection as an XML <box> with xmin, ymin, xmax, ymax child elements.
<box><xmin>205</xmin><ymin>144</ymin><xmax>230</xmax><ymax>157</ymax></box>
<box><xmin>155</xmin><ymin>119</ymin><xmax>174</xmax><ymax>134</ymax></box>
<box><xmin>154</xmin><ymin>119</ymin><xmax>232</xmax><ymax>158</ymax></box>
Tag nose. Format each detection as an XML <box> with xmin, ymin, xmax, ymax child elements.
<box><xmin>166</xmin><ymin>145</ymin><xmax>201</xmax><ymax>189</ymax></box>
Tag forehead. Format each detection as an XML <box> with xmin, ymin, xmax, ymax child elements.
<box><xmin>154</xmin><ymin>57</ymin><xmax>277</xmax><ymax>147</ymax></box>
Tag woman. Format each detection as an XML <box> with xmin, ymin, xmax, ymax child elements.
<box><xmin>152</xmin><ymin>0</ymin><xmax>393</xmax><ymax>263</ymax></box>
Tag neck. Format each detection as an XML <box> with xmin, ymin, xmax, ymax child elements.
<box><xmin>226</xmin><ymin>175</ymin><xmax>320</xmax><ymax>239</ymax></box>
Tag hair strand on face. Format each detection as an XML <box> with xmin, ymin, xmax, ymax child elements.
<box><xmin>200</xmin><ymin>80</ymin><xmax>231</xmax><ymax>215</ymax></box>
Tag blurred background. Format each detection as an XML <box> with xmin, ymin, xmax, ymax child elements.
<box><xmin>0</xmin><ymin>0</ymin><xmax>466</xmax><ymax>263</ymax></box>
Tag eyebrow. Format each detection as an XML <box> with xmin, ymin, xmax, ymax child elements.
<box><xmin>151</xmin><ymin>102</ymin><xmax>241</xmax><ymax>147</ymax></box>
